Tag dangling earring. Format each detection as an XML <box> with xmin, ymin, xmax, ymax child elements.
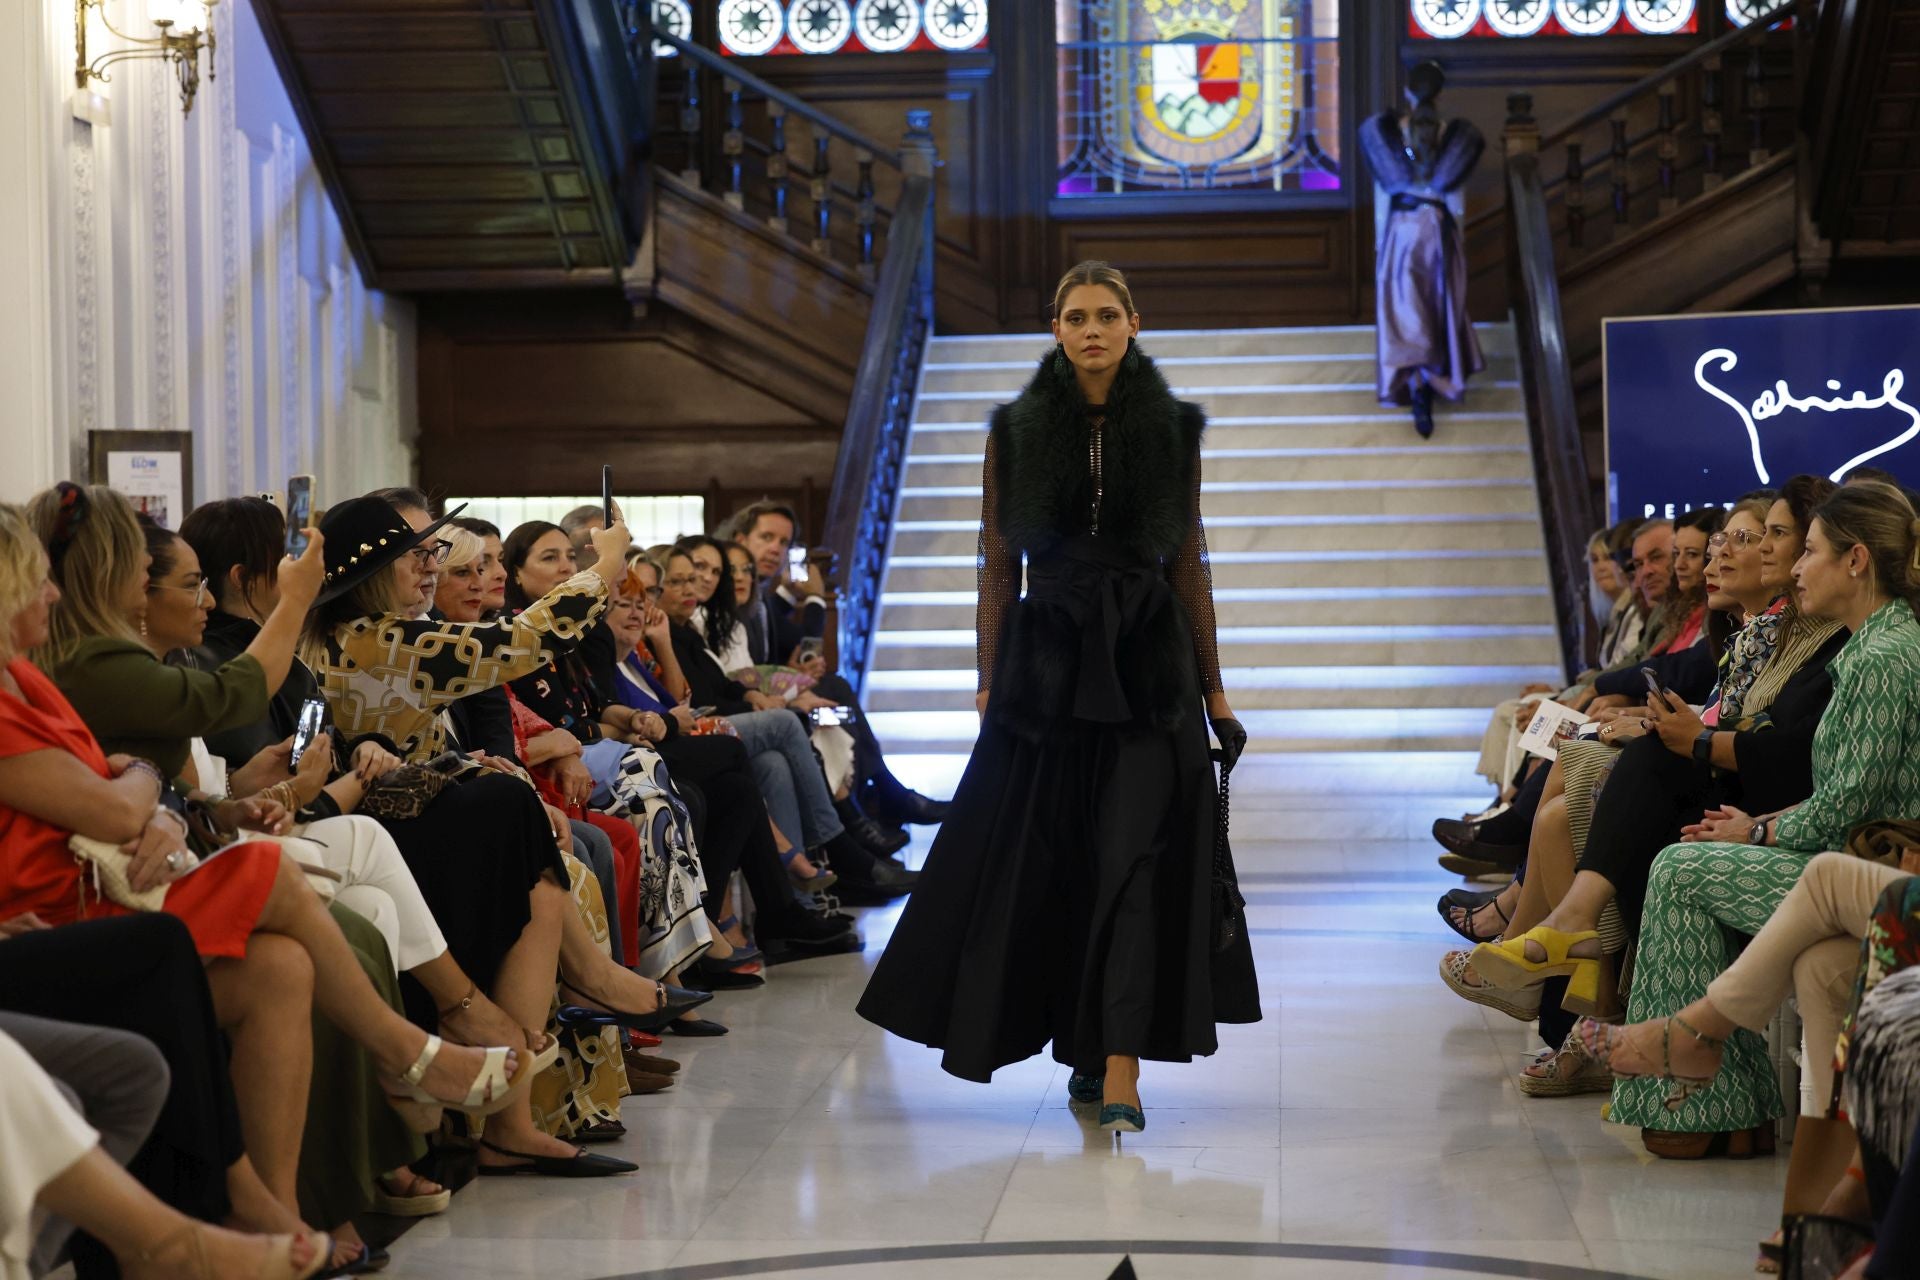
<box><xmin>139</xmin><ymin>617</ymin><xmax>148</xmax><ymax>637</ymax></box>
<box><xmin>1052</xmin><ymin>343</ymin><xmax>1070</xmax><ymax>377</ymax></box>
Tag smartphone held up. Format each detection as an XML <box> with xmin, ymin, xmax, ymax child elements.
<box><xmin>284</xmin><ymin>475</ymin><xmax>315</xmax><ymax>557</ymax></box>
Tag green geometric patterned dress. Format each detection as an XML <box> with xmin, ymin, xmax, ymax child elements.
<box><xmin>1612</xmin><ymin>601</ymin><xmax>1920</xmax><ymax>1133</ymax></box>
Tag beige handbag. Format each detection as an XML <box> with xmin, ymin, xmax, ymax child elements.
<box><xmin>68</xmin><ymin>834</ymin><xmax>173</xmax><ymax>912</ymax></box>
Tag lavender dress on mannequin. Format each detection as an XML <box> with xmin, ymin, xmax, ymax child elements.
<box><xmin>1359</xmin><ymin>104</ymin><xmax>1485</xmax><ymax>437</ymax></box>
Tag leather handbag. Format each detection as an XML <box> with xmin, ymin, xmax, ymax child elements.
<box><xmin>1209</xmin><ymin>752</ymin><xmax>1247</xmax><ymax>955</ymax></box>
<box><xmin>1844</xmin><ymin>818</ymin><xmax>1920</xmax><ymax>868</ymax></box>
<box><xmin>357</xmin><ymin>762</ymin><xmax>453</xmax><ymax>822</ymax></box>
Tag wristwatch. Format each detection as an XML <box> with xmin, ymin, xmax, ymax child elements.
<box><xmin>1749</xmin><ymin>817</ymin><xmax>1770</xmax><ymax>846</ymax></box>
<box><xmin>1691</xmin><ymin>728</ymin><xmax>1716</xmax><ymax>763</ymax></box>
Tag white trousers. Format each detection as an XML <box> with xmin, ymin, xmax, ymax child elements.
<box><xmin>274</xmin><ymin>816</ymin><xmax>448</xmax><ymax>974</ymax></box>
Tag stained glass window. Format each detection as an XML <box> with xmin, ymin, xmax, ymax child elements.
<box><xmin>713</xmin><ymin>0</ymin><xmax>988</xmax><ymax>56</ymax></box>
<box><xmin>1056</xmin><ymin>0</ymin><xmax>1341</xmax><ymax>198</ymax></box>
<box><xmin>1408</xmin><ymin>0</ymin><xmax>1700</xmax><ymax>38</ymax></box>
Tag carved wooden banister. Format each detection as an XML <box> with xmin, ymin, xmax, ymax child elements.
<box><xmin>1504</xmin><ymin>93</ymin><xmax>1593</xmax><ymax>680</ymax></box>
<box><xmin>821</xmin><ymin>114</ymin><xmax>938</xmax><ymax>692</ymax></box>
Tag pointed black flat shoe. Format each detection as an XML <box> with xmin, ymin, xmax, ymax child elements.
<box><xmin>664</xmin><ymin>1016</ymin><xmax>729</xmax><ymax>1037</ymax></box>
<box><xmin>557</xmin><ymin>980</ymin><xmax>712</xmax><ymax>1033</ymax></box>
<box><xmin>476</xmin><ymin>1138</ymin><xmax>637</xmax><ymax>1177</ymax></box>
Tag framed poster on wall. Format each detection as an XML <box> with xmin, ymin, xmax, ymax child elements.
<box><xmin>88</xmin><ymin>431</ymin><xmax>194</xmax><ymax>530</ymax></box>
<box><xmin>1604</xmin><ymin>304</ymin><xmax>1920</xmax><ymax>521</ymax></box>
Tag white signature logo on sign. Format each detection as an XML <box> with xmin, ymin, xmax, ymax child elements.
<box><xmin>1694</xmin><ymin>349</ymin><xmax>1920</xmax><ymax>484</ymax></box>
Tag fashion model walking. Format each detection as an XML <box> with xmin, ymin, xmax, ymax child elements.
<box><xmin>856</xmin><ymin>261</ymin><xmax>1260</xmax><ymax>1133</ymax></box>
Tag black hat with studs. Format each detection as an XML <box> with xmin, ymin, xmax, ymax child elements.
<box><xmin>313</xmin><ymin>495</ymin><xmax>468</xmax><ymax>606</ymax></box>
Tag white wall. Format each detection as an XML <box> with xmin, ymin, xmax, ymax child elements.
<box><xmin>0</xmin><ymin>0</ymin><xmax>415</xmax><ymax>511</ymax></box>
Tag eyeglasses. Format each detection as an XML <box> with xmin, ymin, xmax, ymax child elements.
<box><xmin>1707</xmin><ymin>529</ymin><xmax>1763</xmax><ymax>551</ymax></box>
<box><xmin>148</xmin><ymin>578</ymin><xmax>211</xmax><ymax>606</ymax></box>
<box><xmin>405</xmin><ymin>540</ymin><xmax>453</xmax><ymax>567</ymax></box>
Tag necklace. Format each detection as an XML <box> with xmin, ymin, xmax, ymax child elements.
<box><xmin>1087</xmin><ymin>413</ymin><xmax>1105</xmax><ymax>534</ymax></box>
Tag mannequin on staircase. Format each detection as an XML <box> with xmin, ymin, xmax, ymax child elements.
<box><xmin>1360</xmin><ymin>61</ymin><xmax>1485</xmax><ymax>439</ymax></box>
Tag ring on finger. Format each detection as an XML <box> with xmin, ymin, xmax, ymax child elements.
<box><xmin>165</xmin><ymin>850</ymin><xmax>184</xmax><ymax>872</ymax></box>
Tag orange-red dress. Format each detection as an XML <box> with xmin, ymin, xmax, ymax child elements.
<box><xmin>0</xmin><ymin>658</ymin><xmax>280</xmax><ymax>958</ymax></box>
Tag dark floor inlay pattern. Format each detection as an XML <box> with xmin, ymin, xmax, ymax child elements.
<box><xmin>605</xmin><ymin>1240</ymin><xmax>1656</xmax><ymax>1280</ymax></box>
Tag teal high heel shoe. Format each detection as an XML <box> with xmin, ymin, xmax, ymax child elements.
<box><xmin>1099</xmin><ymin>1102</ymin><xmax>1145</xmax><ymax>1134</ymax></box>
<box><xmin>1067</xmin><ymin>1073</ymin><xmax>1104</xmax><ymax>1105</ymax></box>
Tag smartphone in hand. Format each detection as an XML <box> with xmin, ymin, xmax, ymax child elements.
<box><xmin>601</xmin><ymin>465</ymin><xmax>614</xmax><ymax>527</ymax></box>
<box><xmin>289</xmin><ymin>696</ymin><xmax>327</xmax><ymax>768</ymax></box>
<box><xmin>788</xmin><ymin>545</ymin><xmax>809</xmax><ymax>584</ymax></box>
<box><xmin>1640</xmin><ymin>667</ymin><xmax>1671</xmax><ymax>703</ymax></box>
<box><xmin>285</xmin><ymin>475</ymin><xmax>315</xmax><ymax>557</ymax></box>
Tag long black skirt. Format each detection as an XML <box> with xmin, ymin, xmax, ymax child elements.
<box><xmin>857</xmin><ymin>543</ymin><xmax>1260</xmax><ymax>1083</ymax></box>
<box><xmin>378</xmin><ymin>772</ymin><xmax>567</xmax><ymax>1026</ymax></box>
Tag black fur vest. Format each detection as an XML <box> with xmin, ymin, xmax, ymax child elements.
<box><xmin>990</xmin><ymin>345</ymin><xmax>1205</xmax><ymax>563</ymax></box>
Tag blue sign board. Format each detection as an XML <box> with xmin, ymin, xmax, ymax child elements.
<box><xmin>1604</xmin><ymin>304</ymin><xmax>1920</xmax><ymax>521</ymax></box>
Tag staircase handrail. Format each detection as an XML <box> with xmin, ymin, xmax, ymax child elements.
<box><xmin>820</xmin><ymin>116</ymin><xmax>938</xmax><ymax>693</ymax></box>
<box><xmin>1540</xmin><ymin>2</ymin><xmax>1795</xmax><ymax>152</ymax></box>
<box><xmin>1504</xmin><ymin>96</ymin><xmax>1593</xmax><ymax>680</ymax></box>
<box><xmin>650</xmin><ymin>25</ymin><xmax>902</xmax><ymax>170</ymax></box>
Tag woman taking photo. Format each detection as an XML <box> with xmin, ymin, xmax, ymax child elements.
<box><xmin>858</xmin><ymin>261</ymin><xmax>1259</xmax><ymax>1133</ymax></box>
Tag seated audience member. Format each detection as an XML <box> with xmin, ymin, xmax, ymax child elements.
<box><xmin>726</xmin><ymin>500</ymin><xmax>949</xmax><ymax>827</ymax></box>
<box><xmin>658</xmin><ymin>546</ymin><xmax>918</xmax><ymax>905</ymax></box>
<box><xmin>448</xmin><ymin>515</ymin><xmax>511</xmax><ymax>615</ymax></box>
<box><xmin>1485</xmin><ymin>482</ymin><xmax>1920</xmax><ymax>1157</ymax></box>
<box><xmin>0</xmin><ymin>1021</ymin><xmax>325</xmax><ymax>1280</ymax></box>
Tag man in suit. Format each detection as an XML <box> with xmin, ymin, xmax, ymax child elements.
<box><xmin>725</xmin><ymin>500</ymin><xmax>950</xmax><ymax>829</ymax></box>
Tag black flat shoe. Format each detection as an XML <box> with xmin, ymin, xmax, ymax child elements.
<box><xmin>866</xmin><ymin>785</ymin><xmax>950</xmax><ymax>826</ymax></box>
<box><xmin>1431</xmin><ymin>817</ymin><xmax>1525</xmax><ymax>869</ymax></box>
<box><xmin>575</xmin><ymin>1118</ymin><xmax>626</xmax><ymax>1144</ymax></box>
<box><xmin>688</xmin><ymin>958</ymin><xmax>766</xmax><ymax>991</ymax></box>
<box><xmin>763</xmin><ymin>930</ymin><xmax>865</xmax><ymax>966</ymax></box>
<box><xmin>557</xmin><ymin>980</ymin><xmax>712</xmax><ymax>1033</ymax></box>
<box><xmin>665</xmin><ymin>1016</ymin><xmax>729</xmax><ymax>1037</ymax></box>
<box><xmin>476</xmin><ymin>1138</ymin><xmax>637</xmax><ymax>1177</ymax></box>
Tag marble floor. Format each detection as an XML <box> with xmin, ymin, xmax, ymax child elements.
<box><xmin>396</xmin><ymin>758</ymin><xmax>1788</xmax><ymax>1280</ymax></box>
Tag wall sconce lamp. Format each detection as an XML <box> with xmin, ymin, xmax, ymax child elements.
<box><xmin>75</xmin><ymin>0</ymin><xmax>218</xmax><ymax>115</ymax></box>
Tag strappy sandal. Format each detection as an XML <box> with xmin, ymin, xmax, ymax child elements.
<box><xmin>781</xmin><ymin>847</ymin><xmax>838</xmax><ymax>893</ymax></box>
<box><xmin>371</xmin><ymin>1168</ymin><xmax>451</xmax><ymax>1217</ymax></box>
<box><xmin>384</xmin><ymin>1034</ymin><xmax>520</xmax><ymax>1119</ymax></box>
<box><xmin>1438</xmin><ymin>949</ymin><xmax>1541</xmax><ymax>1022</ymax></box>
<box><xmin>1472</xmin><ymin>925</ymin><xmax>1602</xmax><ymax>1010</ymax></box>
<box><xmin>1516</xmin><ymin>1031</ymin><xmax>1614</xmax><ymax>1098</ymax></box>
<box><xmin>1576</xmin><ymin>1013</ymin><xmax>1725</xmax><ymax>1110</ymax></box>
<box><xmin>436</xmin><ymin>983</ymin><xmax>558</xmax><ymax>1075</ymax></box>
<box><xmin>139</xmin><ymin>1223</ymin><xmax>329</xmax><ymax>1280</ymax></box>
<box><xmin>1437</xmin><ymin>889</ymin><xmax>1508</xmax><ymax>942</ymax></box>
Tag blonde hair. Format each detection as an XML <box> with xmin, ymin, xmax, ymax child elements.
<box><xmin>442</xmin><ymin>526</ymin><xmax>485</xmax><ymax>574</ymax></box>
<box><xmin>297</xmin><ymin>561</ymin><xmax>409</xmax><ymax>670</ymax></box>
<box><xmin>0</xmin><ymin>505</ymin><xmax>50</xmax><ymax>664</ymax></box>
<box><xmin>1051</xmin><ymin>260</ymin><xmax>1136</xmax><ymax>318</ymax></box>
<box><xmin>25</xmin><ymin>484</ymin><xmax>146</xmax><ymax>669</ymax></box>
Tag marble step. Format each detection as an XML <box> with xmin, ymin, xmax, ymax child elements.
<box><xmin>912</xmin><ymin>383</ymin><xmax>1523</xmax><ymax>424</ymax></box>
<box><xmin>866</xmin><ymin>663</ymin><xmax>1557</xmax><ymax>713</ymax></box>
<box><xmin>865</xmin><ymin>707</ymin><xmax>1489</xmax><ymax>755</ymax></box>
<box><xmin>919</xmin><ymin>352</ymin><xmax>1520</xmax><ymax>395</ymax></box>
<box><xmin>896</xmin><ymin>478</ymin><xmax>1538</xmax><ymax>522</ymax></box>
<box><xmin>882</xmin><ymin>550</ymin><xmax>1552</xmax><ymax>593</ymax></box>
<box><xmin>905</xmin><ymin>412</ymin><xmax>1529</xmax><ymax>454</ymax></box>
<box><xmin>902</xmin><ymin>446</ymin><xmax>1533</xmax><ymax>486</ymax></box>
<box><xmin>891</xmin><ymin>513</ymin><xmax>1545</xmax><ymax>559</ymax></box>
<box><xmin>870</xmin><ymin>624</ymin><xmax>1563</xmax><ymax>670</ymax></box>
<box><xmin>877</xmin><ymin>586</ymin><xmax>1554</xmax><ymax>631</ymax></box>
<box><xmin>925</xmin><ymin>325</ymin><xmax>1516</xmax><ymax>364</ymax></box>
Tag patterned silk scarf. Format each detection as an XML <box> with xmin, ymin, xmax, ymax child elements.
<box><xmin>1709</xmin><ymin>597</ymin><xmax>1789</xmax><ymax>726</ymax></box>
